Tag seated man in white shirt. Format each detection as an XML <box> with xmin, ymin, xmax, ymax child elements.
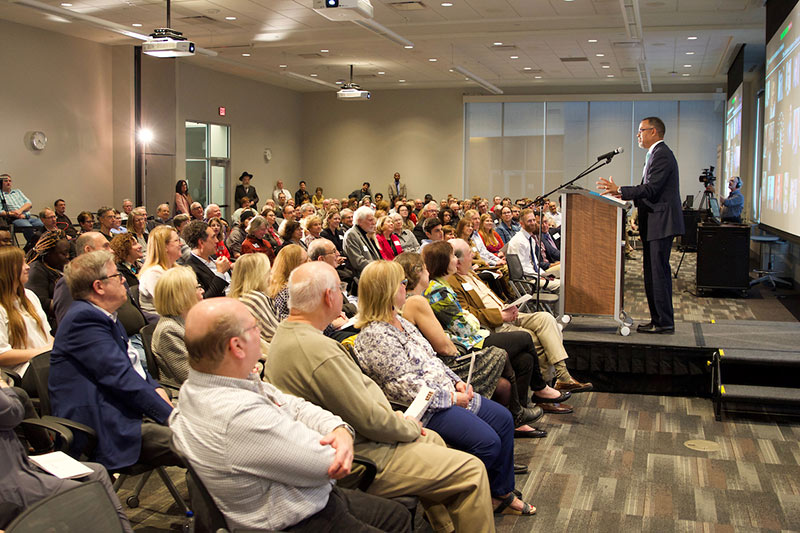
<box><xmin>169</xmin><ymin>298</ymin><xmax>411</xmax><ymax>533</ymax></box>
<box><xmin>506</xmin><ymin>209</ymin><xmax>560</xmax><ymax>292</ymax></box>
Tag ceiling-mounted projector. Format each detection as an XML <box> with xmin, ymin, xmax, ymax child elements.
<box><xmin>337</xmin><ymin>85</ymin><xmax>371</xmax><ymax>101</ymax></box>
<box><xmin>312</xmin><ymin>0</ymin><xmax>373</xmax><ymax>21</ymax></box>
<box><xmin>143</xmin><ymin>28</ymin><xmax>195</xmax><ymax>57</ymax></box>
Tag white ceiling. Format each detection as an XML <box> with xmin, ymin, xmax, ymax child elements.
<box><xmin>0</xmin><ymin>0</ymin><xmax>766</xmax><ymax>93</ymax></box>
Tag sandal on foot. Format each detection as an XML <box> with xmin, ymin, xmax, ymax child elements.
<box><xmin>493</xmin><ymin>493</ymin><xmax>536</xmax><ymax>516</ymax></box>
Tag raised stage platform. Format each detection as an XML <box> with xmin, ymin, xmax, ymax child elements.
<box><xmin>562</xmin><ymin>317</ymin><xmax>800</xmax><ymax>398</ymax></box>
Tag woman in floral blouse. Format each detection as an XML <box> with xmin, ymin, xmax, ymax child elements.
<box><xmin>353</xmin><ymin>260</ymin><xmax>535</xmax><ymax>516</ymax></box>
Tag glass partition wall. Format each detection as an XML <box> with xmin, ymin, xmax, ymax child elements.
<box><xmin>464</xmin><ymin>98</ymin><xmax>724</xmax><ymax>205</ymax></box>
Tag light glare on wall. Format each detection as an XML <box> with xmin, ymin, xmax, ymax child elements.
<box><xmin>138</xmin><ymin>129</ymin><xmax>154</xmax><ymax>143</ymax></box>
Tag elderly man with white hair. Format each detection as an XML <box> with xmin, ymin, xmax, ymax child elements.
<box><xmin>204</xmin><ymin>203</ymin><xmax>222</xmax><ymax>222</ymax></box>
<box><xmin>342</xmin><ymin>206</ymin><xmax>381</xmax><ymax>283</ymax></box>
<box><xmin>413</xmin><ymin>201</ymin><xmax>440</xmax><ymax>243</ymax></box>
<box><xmin>267</xmin><ymin>262</ymin><xmax>494</xmax><ymax>533</ymax></box>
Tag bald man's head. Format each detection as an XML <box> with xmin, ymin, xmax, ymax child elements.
<box><xmin>451</xmin><ymin>238</ymin><xmax>473</xmax><ymax>275</ymax></box>
<box><xmin>185</xmin><ymin>298</ymin><xmax>257</xmax><ymax>374</ymax></box>
<box><xmin>288</xmin><ymin>262</ymin><xmax>340</xmax><ymax>318</ymax></box>
<box><xmin>75</xmin><ymin>231</ymin><xmax>111</xmax><ymax>255</ymax></box>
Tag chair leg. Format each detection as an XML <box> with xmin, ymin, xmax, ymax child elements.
<box><xmin>113</xmin><ymin>473</ymin><xmax>128</xmax><ymax>491</ymax></box>
<box><xmin>156</xmin><ymin>466</ymin><xmax>189</xmax><ymax>514</ymax></box>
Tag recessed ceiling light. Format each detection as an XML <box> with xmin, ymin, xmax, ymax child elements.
<box><xmin>682</xmin><ymin>73</ymin><xmax>690</xmax><ymax>77</ymax></box>
<box><xmin>534</xmin><ymin>75</ymin><xmax>542</xmax><ymax>79</ymax></box>
<box><xmin>607</xmin><ymin>74</ymin><xmax>614</xmax><ymax>77</ymax></box>
<box><xmin>441</xmin><ymin>1</ymin><xmax>453</xmax><ymax>5</ymax></box>
<box><xmin>399</xmin><ymin>79</ymin><xmax>406</xmax><ymax>82</ymax></box>
<box><xmin>510</xmin><ymin>55</ymin><xmax>519</xmax><ymax>59</ymax></box>
<box><xmin>596</xmin><ymin>53</ymin><xmax>605</xmax><ymax>57</ymax></box>
<box><xmin>429</xmin><ymin>58</ymin><xmax>437</xmax><ymax>62</ymax></box>
<box><xmin>241</xmin><ymin>53</ymin><xmax>250</xmax><ymax>57</ymax></box>
<box><xmin>464</xmin><ymin>77</ymin><xmax>470</xmax><ymax>81</ymax></box>
<box><xmin>688</xmin><ymin>36</ymin><xmax>698</xmax><ymax>40</ymax></box>
<box><xmin>378</xmin><ymin>71</ymin><xmax>385</xmax><ymax>75</ymax></box>
<box><xmin>320</xmin><ymin>49</ymin><xmax>329</xmax><ymax>53</ymax></box>
<box><xmin>310</xmin><ymin>73</ymin><xmax>318</xmax><ymax>77</ymax></box>
<box><xmin>588</xmin><ymin>39</ymin><xmax>598</xmax><ymax>43</ymax></box>
<box><xmin>225</xmin><ymin>16</ymin><xmax>237</xmax><ymax>20</ymax></box>
<box><xmin>685</xmin><ymin>51</ymin><xmax>695</xmax><ymax>55</ymax></box>
<box><xmin>336</xmin><ymin>80</ymin><xmax>343</xmax><ymax>84</ymax></box>
<box><xmin>404</xmin><ymin>45</ymin><xmax>414</xmax><ymax>49</ymax></box>
<box><xmin>279</xmin><ymin>64</ymin><xmax>287</xmax><ymax>68</ymax></box>
<box><xmin>683</xmin><ymin>64</ymin><xmax>692</xmax><ymax>68</ymax></box>
<box><xmin>493</xmin><ymin>42</ymin><xmax>503</xmax><ymax>46</ymax></box>
<box><xmin>60</xmin><ymin>2</ymin><xmax>72</xmax><ymax>6</ymax></box>
<box><xmin>602</xmin><ymin>65</ymin><xmax>610</xmax><ymax>68</ymax></box>
<box><xmin>523</xmin><ymin>67</ymin><xmax>532</xmax><ymax>70</ymax></box>
<box><xmin>132</xmin><ymin>23</ymin><xmax>143</xmax><ymax>27</ymax></box>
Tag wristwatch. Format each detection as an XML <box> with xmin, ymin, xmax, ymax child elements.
<box><xmin>335</xmin><ymin>423</ymin><xmax>356</xmax><ymax>440</ymax></box>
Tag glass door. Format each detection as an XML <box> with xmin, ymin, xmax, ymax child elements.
<box><xmin>185</xmin><ymin>121</ymin><xmax>230</xmax><ymax>219</ymax></box>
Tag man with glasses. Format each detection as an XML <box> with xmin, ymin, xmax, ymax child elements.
<box><xmin>597</xmin><ymin>116</ymin><xmax>683</xmax><ymax>334</ymax></box>
<box><xmin>49</xmin><ymin>250</ymin><xmax>178</xmax><ymax>471</ymax></box>
<box><xmin>0</xmin><ymin>174</ymin><xmax>44</xmax><ymax>241</ymax></box>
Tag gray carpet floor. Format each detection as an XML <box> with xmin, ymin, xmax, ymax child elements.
<box><xmin>119</xmin><ymin>248</ymin><xmax>800</xmax><ymax>532</ymax></box>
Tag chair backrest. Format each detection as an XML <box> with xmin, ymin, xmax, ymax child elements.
<box><xmin>169</xmin><ymin>440</ymin><xmax>231</xmax><ymax>533</ymax></box>
<box><xmin>25</xmin><ymin>351</ymin><xmax>52</xmax><ymax>416</ymax></box>
<box><xmin>128</xmin><ymin>284</ymin><xmax>140</xmax><ymax>307</ymax></box>
<box><xmin>139</xmin><ymin>323</ymin><xmax>159</xmax><ymax>380</ymax></box>
<box><xmin>505</xmin><ymin>253</ymin><xmax>525</xmax><ymax>281</ymax></box>
<box><xmin>5</xmin><ymin>481</ymin><xmax>125</xmax><ymax>533</ymax></box>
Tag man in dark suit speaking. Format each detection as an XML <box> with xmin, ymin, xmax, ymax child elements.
<box><xmin>597</xmin><ymin>117</ymin><xmax>684</xmax><ymax>334</ymax></box>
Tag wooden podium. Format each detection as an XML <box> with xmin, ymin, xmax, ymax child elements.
<box><xmin>558</xmin><ymin>189</ymin><xmax>633</xmax><ymax>335</ymax></box>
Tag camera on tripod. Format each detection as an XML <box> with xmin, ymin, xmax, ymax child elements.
<box><xmin>698</xmin><ymin>166</ymin><xmax>716</xmax><ymax>186</ymax></box>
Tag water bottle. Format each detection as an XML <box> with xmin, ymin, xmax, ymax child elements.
<box><xmin>182</xmin><ymin>510</ymin><xmax>195</xmax><ymax>533</ymax></box>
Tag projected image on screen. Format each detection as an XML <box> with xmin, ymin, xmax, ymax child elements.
<box><xmin>723</xmin><ymin>84</ymin><xmax>743</xmax><ymax>200</ymax></box>
<box><xmin>763</xmin><ymin>4</ymin><xmax>800</xmax><ymax>237</ymax></box>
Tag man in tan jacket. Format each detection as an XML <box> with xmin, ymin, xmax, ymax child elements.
<box><xmin>447</xmin><ymin>239</ymin><xmax>592</xmax><ymax>414</ymax></box>
<box><xmin>267</xmin><ymin>261</ymin><xmax>495</xmax><ymax>533</ymax></box>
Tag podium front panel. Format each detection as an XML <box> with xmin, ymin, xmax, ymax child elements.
<box><xmin>563</xmin><ymin>192</ymin><xmax>619</xmax><ymax>316</ymax></box>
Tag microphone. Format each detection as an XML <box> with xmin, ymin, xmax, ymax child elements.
<box><xmin>597</xmin><ymin>147</ymin><xmax>624</xmax><ymax>161</ymax></box>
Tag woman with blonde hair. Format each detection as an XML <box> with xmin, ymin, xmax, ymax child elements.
<box><xmin>0</xmin><ymin>246</ymin><xmax>53</xmax><ymax>389</ymax></box>
<box><xmin>354</xmin><ymin>260</ymin><xmax>535</xmax><ymax>517</ymax></box>
<box><xmin>267</xmin><ymin>244</ymin><xmax>308</xmax><ymax>320</ymax></box>
<box><xmin>151</xmin><ymin>266</ymin><xmax>203</xmax><ymax>390</ymax></box>
<box><xmin>138</xmin><ymin>225</ymin><xmax>182</xmax><ymax>313</ymax></box>
<box><xmin>375</xmin><ymin>215</ymin><xmax>403</xmax><ymax>260</ymax></box>
<box><xmin>231</xmin><ymin>253</ymin><xmax>280</xmax><ymax>353</ymax></box>
<box><xmin>478</xmin><ymin>213</ymin><xmax>504</xmax><ymax>254</ymax></box>
<box><xmin>126</xmin><ymin>207</ymin><xmax>149</xmax><ymax>253</ymax></box>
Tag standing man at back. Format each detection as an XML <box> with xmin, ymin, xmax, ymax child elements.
<box><xmin>597</xmin><ymin>116</ymin><xmax>683</xmax><ymax>334</ymax></box>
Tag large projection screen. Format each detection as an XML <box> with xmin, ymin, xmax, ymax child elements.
<box><xmin>723</xmin><ymin>84</ymin><xmax>743</xmax><ymax>203</ymax></box>
<box><xmin>762</xmin><ymin>4</ymin><xmax>800</xmax><ymax>238</ymax></box>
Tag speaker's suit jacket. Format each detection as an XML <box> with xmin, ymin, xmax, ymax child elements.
<box><xmin>620</xmin><ymin>141</ymin><xmax>684</xmax><ymax>241</ymax></box>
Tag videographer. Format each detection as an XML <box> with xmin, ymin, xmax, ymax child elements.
<box><xmin>706</xmin><ymin>176</ymin><xmax>744</xmax><ymax>223</ymax></box>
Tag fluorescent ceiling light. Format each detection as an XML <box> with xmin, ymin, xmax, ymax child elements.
<box><xmin>351</xmin><ymin>18</ymin><xmax>414</xmax><ymax>48</ymax></box>
<box><xmin>283</xmin><ymin>70</ymin><xmax>339</xmax><ymax>89</ymax></box>
<box><xmin>637</xmin><ymin>61</ymin><xmax>652</xmax><ymax>92</ymax></box>
<box><xmin>452</xmin><ymin>65</ymin><xmax>503</xmax><ymax>94</ymax></box>
<box><xmin>620</xmin><ymin>0</ymin><xmax>643</xmax><ymax>41</ymax></box>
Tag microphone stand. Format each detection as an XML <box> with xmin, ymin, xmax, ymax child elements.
<box><xmin>527</xmin><ymin>156</ymin><xmax>617</xmax><ymax>311</ymax></box>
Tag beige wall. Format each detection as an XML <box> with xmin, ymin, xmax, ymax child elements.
<box><xmin>0</xmin><ymin>19</ymin><xmax>113</xmax><ymax>216</ymax></box>
<box><xmin>301</xmin><ymin>88</ymin><xmax>464</xmax><ymax>201</ymax></box>
<box><xmin>176</xmin><ymin>63</ymin><xmax>304</xmax><ymax>210</ymax></box>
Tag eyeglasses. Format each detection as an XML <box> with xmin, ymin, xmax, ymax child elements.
<box><xmin>637</xmin><ymin>127</ymin><xmax>654</xmax><ymax>134</ymax></box>
<box><xmin>400</xmin><ymin>279</ymin><xmax>408</xmax><ymax>286</ymax></box>
<box><xmin>99</xmin><ymin>272</ymin><xmax>125</xmax><ymax>283</ymax></box>
<box><xmin>242</xmin><ymin>323</ymin><xmax>260</xmax><ymax>335</ymax></box>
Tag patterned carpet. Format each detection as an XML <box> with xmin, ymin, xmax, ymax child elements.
<box><xmin>118</xmin><ymin>247</ymin><xmax>800</xmax><ymax>532</ymax></box>
<box><xmin>122</xmin><ymin>391</ymin><xmax>800</xmax><ymax>532</ymax></box>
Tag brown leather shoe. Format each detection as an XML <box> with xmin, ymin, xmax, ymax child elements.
<box><xmin>536</xmin><ymin>402</ymin><xmax>574</xmax><ymax>414</ymax></box>
<box><xmin>555</xmin><ymin>379</ymin><xmax>593</xmax><ymax>393</ymax></box>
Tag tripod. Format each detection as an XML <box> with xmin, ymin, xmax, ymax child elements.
<box><xmin>674</xmin><ymin>187</ymin><xmax>714</xmax><ymax>278</ymax></box>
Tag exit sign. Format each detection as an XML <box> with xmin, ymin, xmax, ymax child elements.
<box><xmin>218</xmin><ymin>106</ymin><xmax>226</xmax><ymax>116</ymax></box>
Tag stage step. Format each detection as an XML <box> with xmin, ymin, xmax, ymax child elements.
<box><xmin>712</xmin><ymin>348</ymin><xmax>800</xmax><ymax>421</ymax></box>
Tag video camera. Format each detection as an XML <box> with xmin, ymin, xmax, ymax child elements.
<box><xmin>698</xmin><ymin>166</ymin><xmax>716</xmax><ymax>186</ymax></box>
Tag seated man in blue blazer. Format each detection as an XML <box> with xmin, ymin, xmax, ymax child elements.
<box><xmin>49</xmin><ymin>250</ymin><xmax>177</xmax><ymax>471</ymax></box>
